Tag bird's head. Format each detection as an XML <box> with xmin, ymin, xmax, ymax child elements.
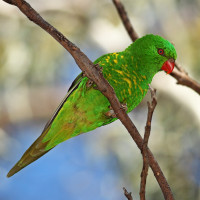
<box><xmin>131</xmin><ymin>34</ymin><xmax>177</xmax><ymax>76</ymax></box>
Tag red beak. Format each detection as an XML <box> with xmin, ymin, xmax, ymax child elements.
<box><xmin>161</xmin><ymin>59</ymin><xmax>175</xmax><ymax>74</ymax></box>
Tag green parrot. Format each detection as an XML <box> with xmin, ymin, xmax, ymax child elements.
<box><xmin>7</xmin><ymin>34</ymin><xmax>177</xmax><ymax>177</ymax></box>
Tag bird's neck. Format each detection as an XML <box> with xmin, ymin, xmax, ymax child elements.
<box><xmin>122</xmin><ymin>44</ymin><xmax>156</xmax><ymax>84</ymax></box>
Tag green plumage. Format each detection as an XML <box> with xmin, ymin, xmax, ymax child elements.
<box><xmin>7</xmin><ymin>34</ymin><xmax>177</xmax><ymax>177</ymax></box>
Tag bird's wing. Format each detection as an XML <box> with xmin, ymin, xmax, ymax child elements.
<box><xmin>43</xmin><ymin>72</ymin><xmax>83</xmax><ymax>131</ymax></box>
<box><xmin>7</xmin><ymin>73</ymin><xmax>83</xmax><ymax>177</ymax></box>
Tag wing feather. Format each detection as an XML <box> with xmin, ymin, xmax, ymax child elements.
<box><xmin>7</xmin><ymin>73</ymin><xmax>83</xmax><ymax>177</ymax></box>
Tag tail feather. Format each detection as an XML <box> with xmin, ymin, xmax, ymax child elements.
<box><xmin>7</xmin><ymin>75</ymin><xmax>83</xmax><ymax>178</ymax></box>
<box><xmin>7</xmin><ymin>127</ymin><xmax>52</xmax><ymax>178</ymax></box>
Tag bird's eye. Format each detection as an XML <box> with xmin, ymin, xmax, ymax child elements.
<box><xmin>158</xmin><ymin>48</ymin><xmax>164</xmax><ymax>55</ymax></box>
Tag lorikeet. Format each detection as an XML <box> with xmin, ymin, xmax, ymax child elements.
<box><xmin>7</xmin><ymin>34</ymin><xmax>177</xmax><ymax>177</ymax></box>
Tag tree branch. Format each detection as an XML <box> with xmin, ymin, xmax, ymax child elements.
<box><xmin>112</xmin><ymin>0</ymin><xmax>200</xmax><ymax>96</ymax></box>
<box><xmin>140</xmin><ymin>87</ymin><xmax>157</xmax><ymax>200</ymax></box>
<box><xmin>123</xmin><ymin>187</ymin><xmax>134</xmax><ymax>200</ymax></box>
<box><xmin>171</xmin><ymin>63</ymin><xmax>200</xmax><ymax>95</ymax></box>
<box><xmin>3</xmin><ymin>0</ymin><xmax>174</xmax><ymax>199</ymax></box>
<box><xmin>112</xmin><ymin>0</ymin><xmax>139</xmax><ymax>42</ymax></box>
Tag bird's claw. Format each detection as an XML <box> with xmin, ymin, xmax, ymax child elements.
<box><xmin>86</xmin><ymin>79</ymin><xmax>94</xmax><ymax>88</ymax></box>
<box><xmin>105</xmin><ymin>109</ymin><xmax>116</xmax><ymax>118</ymax></box>
<box><xmin>105</xmin><ymin>103</ymin><xmax>128</xmax><ymax>118</ymax></box>
<box><xmin>121</xmin><ymin>103</ymin><xmax>128</xmax><ymax>112</ymax></box>
<box><xmin>95</xmin><ymin>64</ymin><xmax>103</xmax><ymax>72</ymax></box>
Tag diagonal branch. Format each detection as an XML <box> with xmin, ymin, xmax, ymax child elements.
<box><xmin>123</xmin><ymin>187</ymin><xmax>134</xmax><ymax>200</ymax></box>
<box><xmin>112</xmin><ymin>0</ymin><xmax>200</xmax><ymax>96</ymax></box>
<box><xmin>3</xmin><ymin>0</ymin><xmax>174</xmax><ymax>199</ymax></box>
<box><xmin>112</xmin><ymin>0</ymin><xmax>139</xmax><ymax>42</ymax></box>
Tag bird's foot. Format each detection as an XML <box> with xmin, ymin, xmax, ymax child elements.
<box><xmin>86</xmin><ymin>79</ymin><xmax>94</xmax><ymax>88</ymax></box>
<box><xmin>105</xmin><ymin>109</ymin><xmax>116</xmax><ymax>118</ymax></box>
<box><xmin>122</xmin><ymin>103</ymin><xmax>128</xmax><ymax>111</ymax></box>
<box><xmin>105</xmin><ymin>103</ymin><xmax>128</xmax><ymax>118</ymax></box>
<box><xmin>92</xmin><ymin>65</ymin><xmax>103</xmax><ymax>90</ymax></box>
<box><xmin>95</xmin><ymin>63</ymin><xmax>103</xmax><ymax>72</ymax></box>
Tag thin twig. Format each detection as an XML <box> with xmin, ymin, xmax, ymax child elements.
<box><xmin>3</xmin><ymin>0</ymin><xmax>174</xmax><ymax>199</ymax></box>
<box><xmin>140</xmin><ymin>86</ymin><xmax>157</xmax><ymax>200</ymax></box>
<box><xmin>112</xmin><ymin>0</ymin><xmax>139</xmax><ymax>42</ymax></box>
<box><xmin>112</xmin><ymin>0</ymin><xmax>200</xmax><ymax>96</ymax></box>
<box><xmin>171</xmin><ymin>66</ymin><xmax>200</xmax><ymax>95</ymax></box>
<box><xmin>123</xmin><ymin>187</ymin><xmax>134</xmax><ymax>200</ymax></box>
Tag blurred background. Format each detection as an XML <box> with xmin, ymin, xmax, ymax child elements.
<box><xmin>0</xmin><ymin>0</ymin><xmax>200</xmax><ymax>199</ymax></box>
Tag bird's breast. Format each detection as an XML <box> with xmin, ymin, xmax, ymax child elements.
<box><xmin>104</xmin><ymin>69</ymin><xmax>149</xmax><ymax>112</ymax></box>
